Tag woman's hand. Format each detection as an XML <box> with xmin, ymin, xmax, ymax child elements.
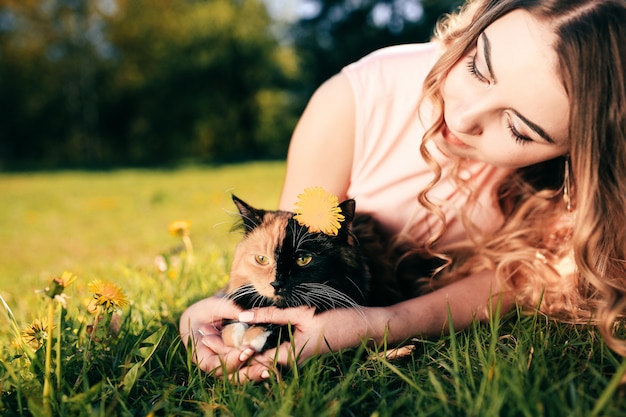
<box><xmin>179</xmin><ymin>295</ymin><xmax>380</xmax><ymax>383</ymax></box>
<box><xmin>217</xmin><ymin>305</ymin><xmax>378</xmax><ymax>382</ymax></box>
<box><xmin>179</xmin><ymin>295</ymin><xmax>253</xmax><ymax>378</ymax></box>
<box><xmin>228</xmin><ymin>270</ymin><xmax>515</xmax><ymax>382</ymax></box>
<box><xmin>180</xmin><ymin>270</ymin><xmax>512</xmax><ymax>382</ymax></box>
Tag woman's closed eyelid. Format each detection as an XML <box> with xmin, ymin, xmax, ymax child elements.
<box><xmin>474</xmin><ymin>52</ymin><xmax>493</xmax><ymax>83</ymax></box>
<box><xmin>465</xmin><ymin>43</ymin><xmax>490</xmax><ymax>83</ymax></box>
<box><xmin>506</xmin><ymin>114</ymin><xmax>533</xmax><ymax>145</ymax></box>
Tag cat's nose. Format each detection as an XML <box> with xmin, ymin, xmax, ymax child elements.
<box><xmin>270</xmin><ymin>280</ymin><xmax>281</xmax><ymax>289</ymax></box>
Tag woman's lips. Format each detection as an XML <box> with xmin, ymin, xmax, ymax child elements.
<box><xmin>442</xmin><ymin>123</ymin><xmax>470</xmax><ymax>148</ymax></box>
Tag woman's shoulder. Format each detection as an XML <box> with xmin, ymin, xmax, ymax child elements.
<box><xmin>352</xmin><ymin>42</ymin><xmax>442</xmax><ymax>65</ymax></box>
<box><xmin>342</xmin><ymin>42</ymin><xmax>441</xmax><ymax>91</ymax></box>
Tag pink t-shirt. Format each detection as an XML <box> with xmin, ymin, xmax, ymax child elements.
<box><xmin>341</xmin><ymin>42</ymin><xmax>510</xmax><ymax>246</ymax></box>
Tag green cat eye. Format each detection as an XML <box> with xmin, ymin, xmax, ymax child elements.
<box><xmin>255</xmin><ymin>255</ymin><xmax>269</xmax><ymax>265</ymax></box>
<box><xmin>296</xmin><ymin>254</ymin><xmax>313</xmax><ymax>266</ymax></box>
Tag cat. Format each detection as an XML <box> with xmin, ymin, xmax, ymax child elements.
<box><xmin>221</xmin><ymin>194</ymin><xmax>399</xmax><ymax>352</ymax></box>
<box><xmin>219</xmin><ymin>191</ymin><xmax>452</xmax><ymax>354</ymax></box>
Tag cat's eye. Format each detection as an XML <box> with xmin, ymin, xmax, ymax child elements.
<box><xmin>255</xmin><ymin>255</ymin><xmax>269</xmax><ymax>265</ymax></box>
<box><xmin>295</xmin><ymin>254</ymin><xmax>313</xmax><ymax>267</ymax></box>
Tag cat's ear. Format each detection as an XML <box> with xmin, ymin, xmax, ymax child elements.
<box><xmin>339</xmin><ymin>199</ymin><xmax>356</xmax><ymax>224</ymax></box>
<box><xmin>232</xmin><ymin>195</ymin><xmax>265</xmax><ymax>233</ymax></box>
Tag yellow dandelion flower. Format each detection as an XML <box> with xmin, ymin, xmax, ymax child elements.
<box><xmin>56</xmin><ymin>271</ymin><xmax>78</xmax><ymax>288</ymax></box>
<box><xmin>87</xmin><ymin>279</ymin><xmax>129</xmax><ymax>311</ymax></box>
<box><xmin>169</xmin><ymin>220</ymin><xmax>191</xmax><ymax>237</ymax></box>
<box><xmin>293</xmin><ymin>187</ymin><xmax>345</xmax><ymax>236</ymax></box>
<box><xmin>21</xmin><ymin>318</ymin><xmax>52</xmax><ymax>351</ymax></box>
<box><xmin>39</xmin><ymin>271</ymin><xmax>78</xmax><ymax>300</ymax></box>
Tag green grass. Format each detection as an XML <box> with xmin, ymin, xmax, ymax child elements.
<box><xmin>0</xmin><ymin>163</ymin><xmax>285</xmax><ymax>322</ymax></box>
<box><xmin>1</xmin><ymin>162</ymin><xmax>625</xmax><ymax>416</ymax></box>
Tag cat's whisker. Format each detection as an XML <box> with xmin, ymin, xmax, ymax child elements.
<box><xmin>299</xmin><ymin>283</ymin><xmax>364</xmax><ymax>309</ymax></box>
<box><xmin>297</xmin><ymin>283</ymin><xmax>369</xmax><ymax>323</ymax></box>
<box><xmin>299</xmin><ymin>232</ymin><xmax>318</xmax><ymax>246</ymax></box>
<box><xmin>288</xmin><ymin>219</ymin><xmax>309</xmax><ymax>250</ymax></box>
<box><xmin>290</xmin><ymin>289</ymin><xmax>317</xmax><ymax>309</ymax></box>
<box><xmin>225</xmin><ymin>285</ymin><xmax>273</xmax><ymax>311</ymax></box>
<box><xmin>290</xmin><ymin>286</ymin><xmax>325</xmax><ymax>307</ymax></box>
<box><xmin>343</xmin><ymin>275</ymin><xmax>367</xmax><ymax>302</ymax></box>
<box><xmin>289</xmin><ymin>220</ymin><xmax>319</xmax><ymax>248</ymax></box>
<box><xmin>252</xmin><ymin>294</ymin><xmax>271</xmax><ymax>309</ymax></box>
<box><xmin>232</xmin><ymin>211</ymin><xmax>262</xmax><ymax>234</ymax></box>
<box><xmin>289</xmin><ymin>220</ymin><xmax>300</xmax><ymax>248</ymax></box>
<box><xmin>226</xmin><ymin>285</ymin><xmax>257</xmax><ymax>300</ymax></box>
<box><xmin>293</xmin><ymin>226</ymin><xmax>313</xmax><ymax>249</ymax></box>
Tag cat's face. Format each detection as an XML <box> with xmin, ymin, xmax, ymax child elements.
<box><xmin>226</xmin><ymin>195</ymin><xmax>367</xmax><ymax>311</ymax></box>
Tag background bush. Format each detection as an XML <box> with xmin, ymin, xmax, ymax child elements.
<box><xmin>0</xmin><ymin>0</ymin><xmax>462</xmax><ymax>170</ymax></box>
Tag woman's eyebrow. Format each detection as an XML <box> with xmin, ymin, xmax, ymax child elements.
<box><xmin>482</xmin><ymin>33</ymin><xmax>496</xmax><ymax>82</ymax></box>
<box><xmin>483</xmin><ymin>32</ymin><xmax>557</xmax><ymax>145</ymax></box>
<box><xmin>512</xmin><ymin>110</ymin><xmax>556</xmax><ymax>144</ymax></box>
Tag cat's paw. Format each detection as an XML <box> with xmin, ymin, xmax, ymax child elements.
<box><xmin>222</xmin><ymin>321</ymin><xmax>273</xmax><ymax>352</ymax></box>
<box><xmin>222</xmin><ymin>321</ymin><xmax>249</xmax><ymax>348</ymax></box>
<box><xmin>242</xmin><ymin>326</ymin><xmax>273</xmax><ymax>352</ymax></box>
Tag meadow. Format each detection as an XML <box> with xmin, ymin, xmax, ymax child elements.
<box><xmin>0</xmin><ymin>162</ymin><xmax>625</xmax><ymax>416</ymax></box>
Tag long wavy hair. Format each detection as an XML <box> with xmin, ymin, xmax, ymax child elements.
<box><xmin>406</xmin><ymin>0</ymin><xmax>626</xmax><ymax>355</ymax></box>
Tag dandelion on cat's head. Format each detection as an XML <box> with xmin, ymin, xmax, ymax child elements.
<box><xmin>87</xmin><ymin>279</ymin><xmax>129</xmax><ymax>313</ymax></box>
<box><xmin>20</xmin><ymin>318</ymin><xmax>52</xmax><ymax>351</ymax></box>
<box><xmin>293</xmin><ymin>186</ymin><xmax>345</xmax><ymax>236</ymax></box>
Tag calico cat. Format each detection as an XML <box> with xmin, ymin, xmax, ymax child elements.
<box><xmin>221</xmin><ymin>194</ymin><xmax>395</xmax><ymax>352</ymax></box>
<box><xmin>220</xmin><ymin>190</ymin><xmax>450</xmax><ymax>353</ymax></box>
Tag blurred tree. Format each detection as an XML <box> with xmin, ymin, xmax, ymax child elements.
<box><xmin>0</xmin><ymin>0</ymin><xmax>105</xmax><ymax>168</ymax></box>
<box><xmin>289</xmin><ymin>0</ymin><xmax>464</xmax><ymax>97</ymax></box>
<box><xmin>0</xmin><ymin>0</ymin><xmax>299</xmax><ymax>168</ymax></box>
<box><xmin>100</xmin><ymin>0</ymin><xmax>300</xmax><ymax>164</ymax></box>
<box><xmin>0</xmin><ymin>0</ymin><xmax>462</xmax><ymax>169</ymax></box>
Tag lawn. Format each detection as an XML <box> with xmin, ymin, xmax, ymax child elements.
<box><xmin>0</xmin><ymin>162</ymin><xmax>625</xmax><ymax>416</ymax></box>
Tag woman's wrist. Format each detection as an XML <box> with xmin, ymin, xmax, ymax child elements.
<box><xmin>356</xmin><ymin>305</ymin><xmax>404</xmax><ymax>346</ymax></box>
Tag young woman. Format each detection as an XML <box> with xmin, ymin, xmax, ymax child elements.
<box><xmin>180</xmin><ymin>0</ymin><xmax>626</xmax><ymax>382</ymax></box>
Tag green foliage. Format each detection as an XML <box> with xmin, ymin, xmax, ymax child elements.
<box><xmin>0</xmin><ymin>0</ymin><xmax>468</xmax><ymax>170</ymax></box>
<box><xmin>3</xmin><ymin>279</ymin><xmax>625</xmax><ymax>416</ymax></box>
<box><xmin>0</xmin><ymin>164</ymin><xmax>625</xmax><ymax>416</ymax></box>
<box><xmin>0</xmin><ymin>0</ymin><xmax>299</xmax><ymax>169</ymax></box>
<box><xmin>290</xmin><ymin>0</ymin><xmax>464</xmax><ymax>95</ymax></box>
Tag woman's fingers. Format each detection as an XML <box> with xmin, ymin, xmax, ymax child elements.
<box><xmin>181</xmin><ymin>299</ymin><xmax>339</xmax><ymax>382</ymax></box>
<box><xmin>179</xmin><ymin>295</ymin><xmax>242</xmax><ymax>344</ymax></box>
<box><xmin>238</xmin><ymin>305</ymin><xmax>315</xmax><ymax>325</ymax></box>
<box><xmin>178</xmin><ymin>295</ymin><xmax>267</xmax><ymax>377</ymax></box>
<box><xmin>195</xmin><ymin>333</ymin><xmax>258</xmax><ymax>377</ymax></box>
<box><xmin>231</xmin><ymin>347</ymin><xmax>286</xmax><ymax>382</ymax></box>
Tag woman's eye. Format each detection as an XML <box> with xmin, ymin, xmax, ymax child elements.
<box><xmin>506</xmin><ymin>115</ymin><xmax>533</xmax><ymax>145</ymax></box>
<box><xmin>466</xmin><ymin>53</ymin><xmax>489</xmax><ymax>84</ymax></box>
<box><xmin>295</xmin><ymin>254</ymin><xmax>312</xmax><ymax>267</ymax></box>
<box><xmin>255</xmin><ymin>255</ymin><xmax>269</xmax><ymax>265</ymax></box>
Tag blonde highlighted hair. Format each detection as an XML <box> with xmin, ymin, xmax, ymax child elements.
<box><xmin>409</xmin><ymin>0</ymin><xmax>626</xmax><ymax>355</ymax></box>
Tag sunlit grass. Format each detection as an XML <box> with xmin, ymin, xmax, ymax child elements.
<box><xmin>0</xmin><ymin>162</ymin><xmax>285</xmax><ymax>322</ymax></box>
<box><xmin>0</xmin><ymin>162</ymin><xmax>625</xmax><ymax>416</ymax></box>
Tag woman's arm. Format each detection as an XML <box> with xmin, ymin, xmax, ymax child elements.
<box><xmin>225</xmin><ymin>269</ymin><xmax>514</xmax><ymax>382</ymax></box>
<box><xmin>278</xmin><ymin>72</ymin><xmax>356</xmax><ymax>210</ymax></box>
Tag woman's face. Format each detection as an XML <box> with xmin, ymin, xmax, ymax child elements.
<box><xmin>437</xmin><ymin>9</ymin><xmax>570</xmax><ymax>169</ymax></box>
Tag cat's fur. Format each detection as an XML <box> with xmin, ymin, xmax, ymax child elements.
<box><xmin>221</xmin><ymin>194</ymin><xmax>400</xmax><ymax>352</ymax></box>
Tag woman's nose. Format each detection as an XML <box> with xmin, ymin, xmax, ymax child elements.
<box><xmin>448</xmin><ymin>104</ymin><xmax>484</xmax><ymax>136</ymax></box>
<box><xmin>447</xmin><ymin>93</ymin><xmax>493</xmax><ymax>136</ymax></box>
